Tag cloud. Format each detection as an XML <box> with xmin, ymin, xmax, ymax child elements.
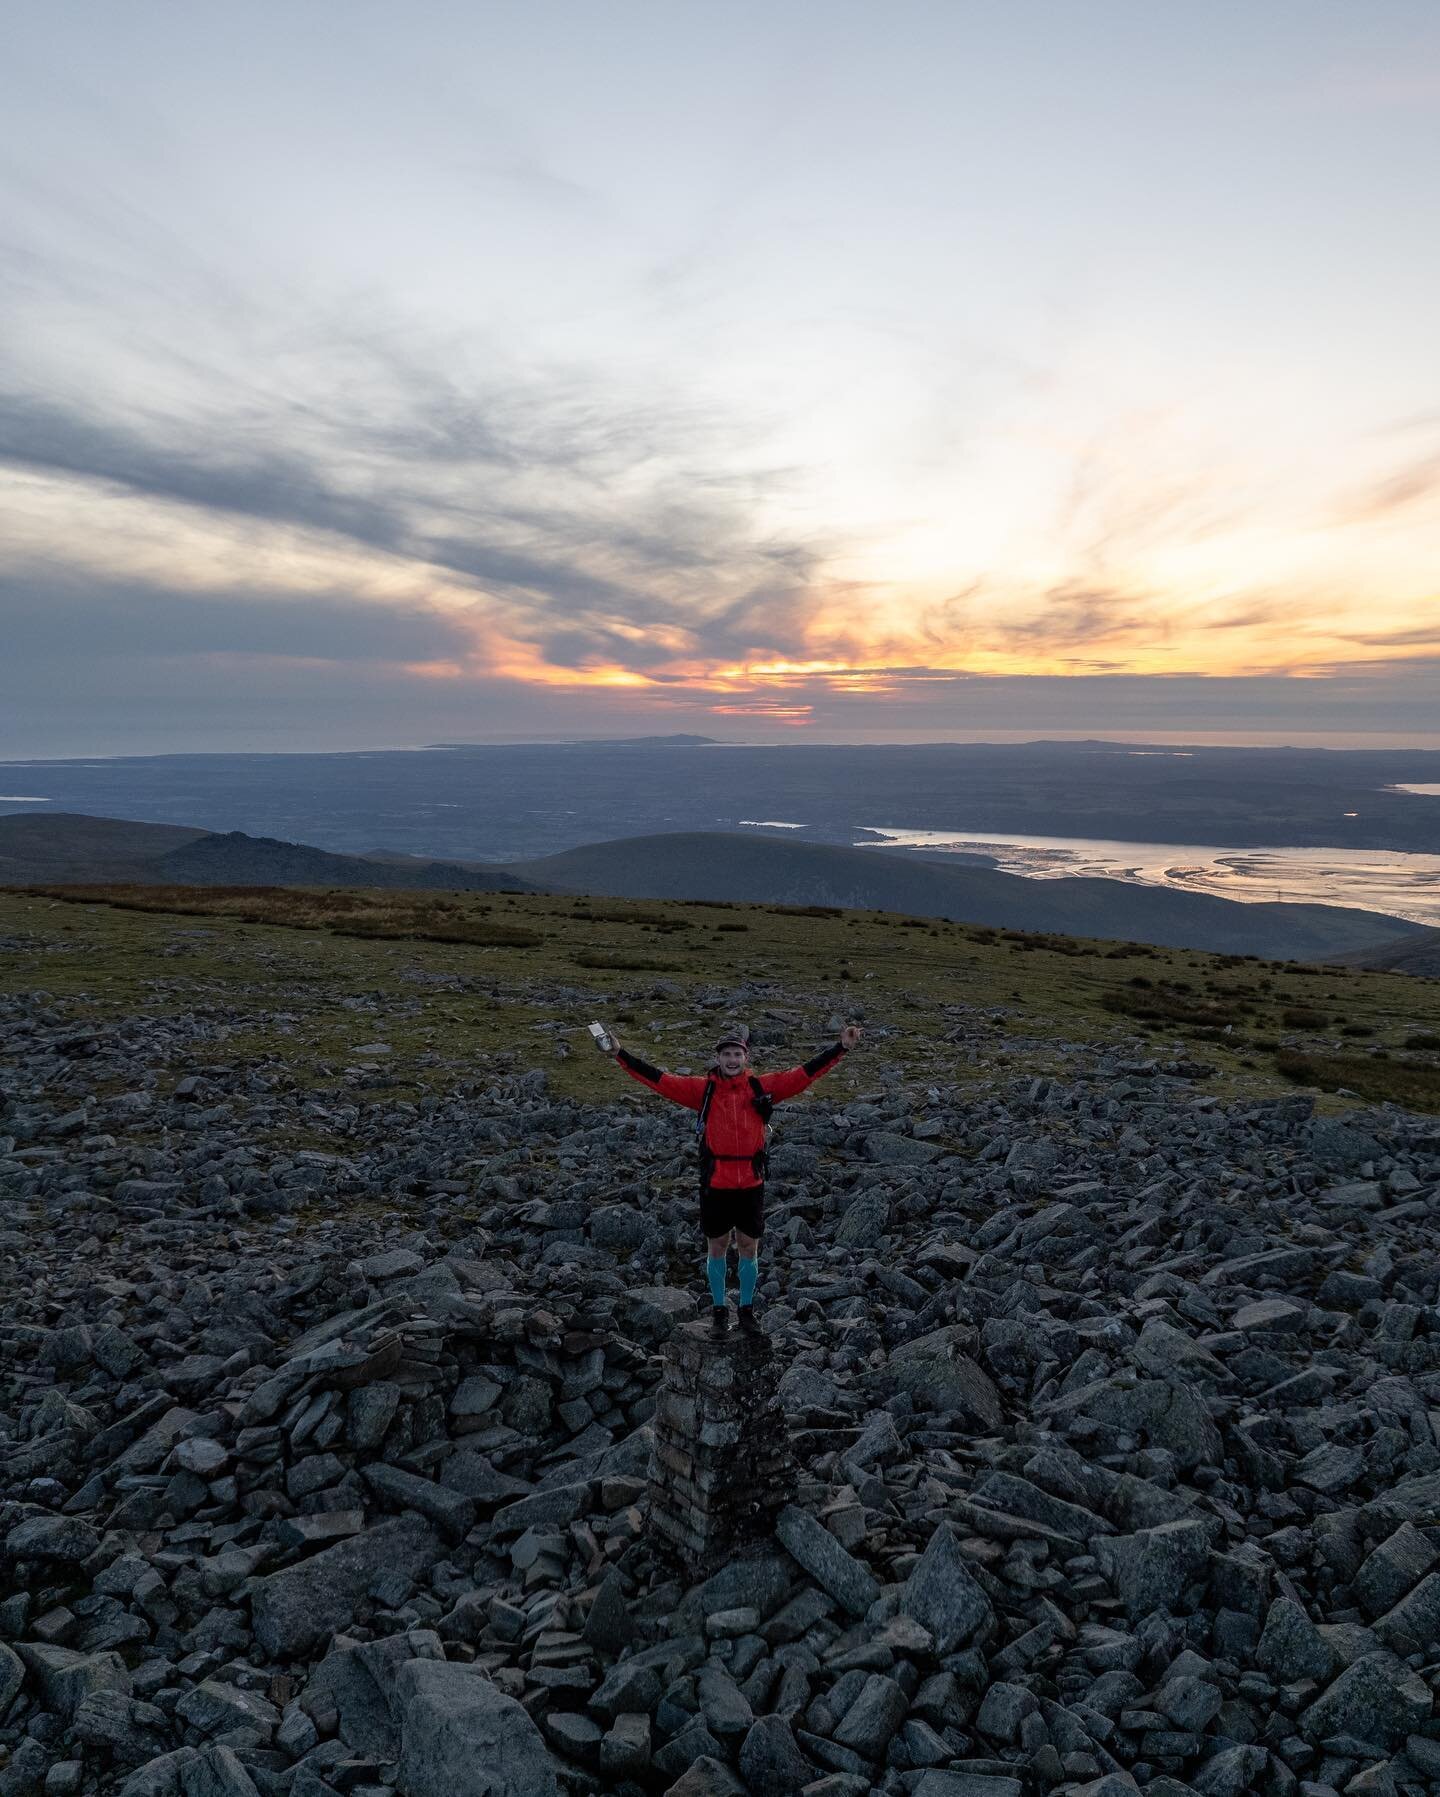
<box><xmin>1335</xmin><ymin>623</ymin><xmax>1440</xmax><ymax>649</ymax></box>
<box><xmin>918</xmin><ymin>578</ymin><xmax>1157</xmax><ymax>660</ymax></box>
<box><xmin>2</xmin><ymin>205</ymin><xmax>1436</xmax><ymax>730</ymax></box>
<box><xmin>0</xmin><ymin>569</ymin><xmax>477</xmax><ymax>665</ymax></box>
<box><xmin>1350</xmin><ymin>450</ymin><xmax>1440</xmax><ymax>520</ymax></box>
<box><xmin>0</xmin><ymin>324</ymin><xmax>840</xmax><ymax>680</ymax></box>
<box><xmin>1335</xmin><ymin>424</ymin><xmax>1440</xmax><ymax>523</ymax></box>
<box><xmin>0</xmin><ymin>390</ymin><xmax>411</xmax><ymax>549</ymax></box>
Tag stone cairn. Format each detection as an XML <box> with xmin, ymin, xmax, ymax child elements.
<box><xmin>648</xmin><ymin>1319</ymin><xmax>796</xmax><ymax>1568</ymax></box>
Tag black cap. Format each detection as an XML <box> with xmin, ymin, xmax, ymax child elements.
<box><xmin>714</xmin><ymin>1033</ymin><xmax>749</xmax><ymax>1053</ymax></box>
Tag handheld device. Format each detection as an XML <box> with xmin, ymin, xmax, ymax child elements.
<box><xmin>588</xmin><ymin>1021</ymin><xmax>615</xmax><ymax>1053</ymax></box>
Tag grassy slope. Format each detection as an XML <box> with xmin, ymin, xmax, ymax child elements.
<box><xmin>3</xmin><ymin>887</ymin><xmax>1438</xmax><ymax>1162</ymax></box>
<box><xmin>1328</xmin><ymin>926</ymin><xmax>1440</xmax><ymax>979</ymax></box>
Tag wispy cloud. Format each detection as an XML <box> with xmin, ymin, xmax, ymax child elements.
<box><xmin>1341</xmin><ymin>447</ymin><xmax>1440</xmax><ymax>521</ymax></box>
<box><xmin>0</xmin><ymin>308</ymin><xmax>841</xmax><ymax>682</ymax></box>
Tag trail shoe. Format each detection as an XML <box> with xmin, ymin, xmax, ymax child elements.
<box><xmin>710</xmin><ymin>1305</ymin><xmax>730</xmax><ymax>1336</ymax></box>
<box><xmin>737</xmin><ymin>1305</ymin><xmax>761</xmax><ymax>1336</ymax></box>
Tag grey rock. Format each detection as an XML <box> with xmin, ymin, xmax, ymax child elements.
<box><xmin>303</xmin><ymin>1628</ymin><xmax>444</xmax><ymax>1758</ymax></box>
<box><xmin>1295</xmin><ymin>1441</ymin><xmax>1364</xmax><ymax>1495</ymax></box>
<box><xmin>1062</xmin><ymin>1377</ymin><xmax>1222</xmax><ymax>1470</ymax></box>
<box><xmin>14</xmin><ymin>1644</ymin><xmax>129</xmax><ymax>1719</ymax></box>
<box><xmin>491</xmin><ymin>1480</ymin><xmax>592</xmax><ymax>1535</ymax></box>
<box><xmin>1300</xmin><ymin>1651</ymin><xmax>1431</xmax><ymax>1750</ymax></box>
<box><xmin>974</xmin><ymin>1681</ymin><xmax>1036</xmax><ymax>1743</ymax></box>
<box><xmin>450</xmin><ymin>1374</ymin><xmax>502</xmax><ymax>1417</ymax></box>
<box><xmin>832</xmin><ymin>1673</ymin><xmax>908</xmax><ymax>1759</ymax></box>
<box><xmin>1097</xmin><ymin>1520</ymin><xmax>1212</xmax><ymax>1618</ymax></box>
<box><xmin>600</xmin><ymin>1711</ymin><xmax>651</xmax><ymax>1776</ymax></box>
<box><xmin>834</xmin><ymin>1194</ymin><xmax>890</xmax><ymax>1248</ymax></box>
<box><xmin>1192</xmin><ymin>1745</ymin><xmax>1266</xmax><ymax>1797</ymax></box>
<box><xmin>178</xmin><ymin>1748</ymin><xmax>262</xmax><ymax>1797</ymax></box>
<box><xmin>0</xmin><ymin>1641</ymin><xmax>22</xmax><ymax>1712</ymax></box>
<box><xmin>1375</xmin><ymin>1569</ymin><xmax>1440</xmax><ymax>1653</ymax></box>
<box><xmin>116</xmin><ymin>1749</ymin><xmax>202</xmax><ymax>1797</ymax></box>
<box><xmin>696</xmin><ymin>1665</ymin><xmax>754</xmax><ymax>1740</ymax></box>
<box><xmin>886</xmin><ymin>1326</ymin><xmax>1004</xmax><ymax>1428</ymax></box>
<box><xmin>1256</xmin><ymin>1595</ymin><xmax>1336</xmax><ymax>1683</ymax></box>
<box><xmin>360</xmin><ymin>1462</ymin><xmax>476</xmax><ymax>1540</ymax></box>
<box><xmin>738</xmin><ymin>1714</ymin><xmax>812</xmax><ymax>1796</ymax></box>
<box><xmin>862</xmin><ymin>1131</ymin><xmax>942</xmax><ymax>1165</ymax></box>
<box><xmin>1304</xmin><ymin>1117</ymin><xmax>1380</xmax><ymax>1167</ymax></box>
<box><xmin>775</xmin><ymin>1506</ymin><xmax>878</xmax><ymax>1617</ymax></box>
<box><xmin>1154</xmin><ymin>1673</ymin><xmax>1222</xmax><ymax>1731</ymax></box>
<box><xmin>970</xmin><ymin>1470</ymin><xmax>1112</xmax><ymax>1543</ymax></box>
<box><xmin>1004</xmin><ymin>1137</ymin><xmax>1058</xmax><ymax>1173</ymax></box>
<box><xmin>581</xmin><ymin>1569</ymin><xmax>638</xmax><ymax>1655</ymax></box>
<box><xmin>0</xmin><ymin>1740</ymin><xmax>49</xmax><ymax>1797</ymax></box>
<box><xmin>777</xmin><ymin>1364</ymin><xmax>845</xmax><ymax>1413</ymax></box>
<box><xmin>250</xmin><ymin>1516</ymin><xmax>440</xmax><ymax>1657</ymax></box>
<box><xmin>4</xmin><ymin>1515</ymin><xmax>99</xmax><ymax>1563</ymax></box>
<box><xmin>589</xmin><ymin>1203</ymin><xmax>650</xmax><ymax>1254</ymax></box>
<box><xmin>898</xmin><ymin>1521</ymin><xmax>996</xmax><ymax>1653</ymax></box>
<box><xmin>346</xmin><ymin>1381</ymin><xmax>402</xmax><ymax>1450</ymax></box>
<box><xmin>171</xmin><ymin>1437</ymin><xmax>229</xmax><ymax>1477</ymax></box>
<box><xmin>1355</xmin><ymin>1523</ymin><xmax>1438</xmax><ymax>1618</ymax></box>
<box><xmin>664</xmin><ymin>1759</ymin><xmax>747</xmax><ymax>1797</ymax></box>
<box><xmin>355</xmin><ymin>1247</ymin><xmax>423</xmax><ymax>1279</ymax></box>
<box><xmin>589</xmin><ymin>1658</ymin><xmax>662</xmax><ymax>1723</ymax></box>
<box><xmin>913</xmin><ymin>1775</ymin><xmax>1024</xmax><ymax>1797</ymax></box>
<box><xmin>543</xmin><ymin>1709</ymin><xmax>602</xmax><ymax>1761</ymax></box>
<box><xmin>395</xmin><ymin>1658</ymin><xmax>557</xmax><ymax>1797</ymax></box>
<box><xmin>174</xmin><ymin>1678</ymin><xmax>279</xmax><ymax>1738</ymax></box>
<box><xmin>70</xmin><ymin>1689</ymin><xmax>170</xmax><ymax>1768</ymax></box>
<box><xmin>1231</xmin><ymin>1297</ymin><xmax>1308</xmax><ymax>1333</ymax></box>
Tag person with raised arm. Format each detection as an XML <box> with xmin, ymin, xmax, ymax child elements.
<box><xmin>599</xmin><ymin>1021</ymin><xmax>862</xmax><ymax>1334</ymax></box>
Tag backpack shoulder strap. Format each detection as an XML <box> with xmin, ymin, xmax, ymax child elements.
<box><xmin>696</xmin><ymin>1073</ymin><xmax>717</xmax><ymax>1137</ymax></box>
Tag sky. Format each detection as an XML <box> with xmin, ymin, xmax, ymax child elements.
<box><xmin>1</xmin><ymin>0</ymin><xmax>1438</xmax><ymax>755</ymax></box>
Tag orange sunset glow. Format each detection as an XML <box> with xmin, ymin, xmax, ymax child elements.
<box><xmin>2</xmin><ymin>3</ymin><xmax>1438</xmax><ymax>753</ymax></box>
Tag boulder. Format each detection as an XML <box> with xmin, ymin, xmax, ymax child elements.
<box><xmin>394</xmin><ymin>1658</ymin><xmax>557</xmax><ymax>1797</ymax></box>
<box><xmin>898</xmin><ymin>1521</ymin><xmax>995</xmax><ymax>1653</ymax></box>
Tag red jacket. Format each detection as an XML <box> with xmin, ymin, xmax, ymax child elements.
<box><xmin>616</xmin><ymin>1041</ymin><xmax>846</xmax><ymax>1189</ymax></box>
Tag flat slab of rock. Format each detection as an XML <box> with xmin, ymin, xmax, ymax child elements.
<box><xmin>250</xmin><ymin>1516</ymin><xmax>440</xmax><ymax>1658</ymax></box>
<box><xmin>775</xmin><ymin>1506</ymin><xmax>878</xmax><ymax>1617</ymax></box>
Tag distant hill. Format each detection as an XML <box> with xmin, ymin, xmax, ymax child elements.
<box><xmin>142</xmin><ymin>831</ymin><xmax>544</xmax><ymax>893</ymax></box>
<box><xmin>0</xmin><ymin>812</ymin><xmax>209</xmax><ymax>883</ymax></box>
<box><xmin>427</xmin><ymin>734</ymin><xmax>719</xmax><ymax>749</ymax></box>
<box><xmin>5</xmin><ymin>812</ymin><xmax>1429</xmax><ymax>962</ymax></box>
<box><xmin>511</xmin><ymin>830</ymin><xmax>1426</xmax><ymax>962</ymax></box>
<box><xmin>0</xmin><ymin>814</ymin><xmax>542</xmax><ymax>894</ymax></box>
<box><xmin>1328</xmin><ymin>927</ymin><xmax>1440</xmax><ymax>978</ymax></box>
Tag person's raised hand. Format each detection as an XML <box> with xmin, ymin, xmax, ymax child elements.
<box><xmin>840</xmin><ymin>1024</ymin><xmax>862</xmax><ymax>1050</ymax></box>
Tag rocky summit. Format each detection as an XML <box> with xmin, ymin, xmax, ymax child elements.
<box><xmin>5</xmin><ymin>980</ymin><xmax>1440</xmax><ymax>1797</ymax></box>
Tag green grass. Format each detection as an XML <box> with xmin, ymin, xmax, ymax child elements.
<box><xmin>1275</xmin><ymin>1049</ymin><xmax>1440</xmax><ymax>1112</ymax></box>
<box><xmin>3</xmin><ymin>884</ymin><xmax>1438</xmax><ymax>1132</ymax></box>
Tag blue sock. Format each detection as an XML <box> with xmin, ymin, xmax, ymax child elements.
<box><xmin>739</xmin><ymin>1255</ymin><xmax>758</xmax><ymax>1307</ymax></box>
<box><xmin>706</xmin><ymin>1256</ymin><xmax>727</xmax><ymax>1306</ymax></box>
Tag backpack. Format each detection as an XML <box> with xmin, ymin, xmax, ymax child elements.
<box><xmin>695</xmin><ymin>1072</ymin><xmax>774</xmax><ymax>1187</ymax></box>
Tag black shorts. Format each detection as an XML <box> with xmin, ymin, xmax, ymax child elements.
<box><xmin>700</xmin><ymin>1184</ymin><xmax>765</xmax><ymax>1240</ymax></box>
